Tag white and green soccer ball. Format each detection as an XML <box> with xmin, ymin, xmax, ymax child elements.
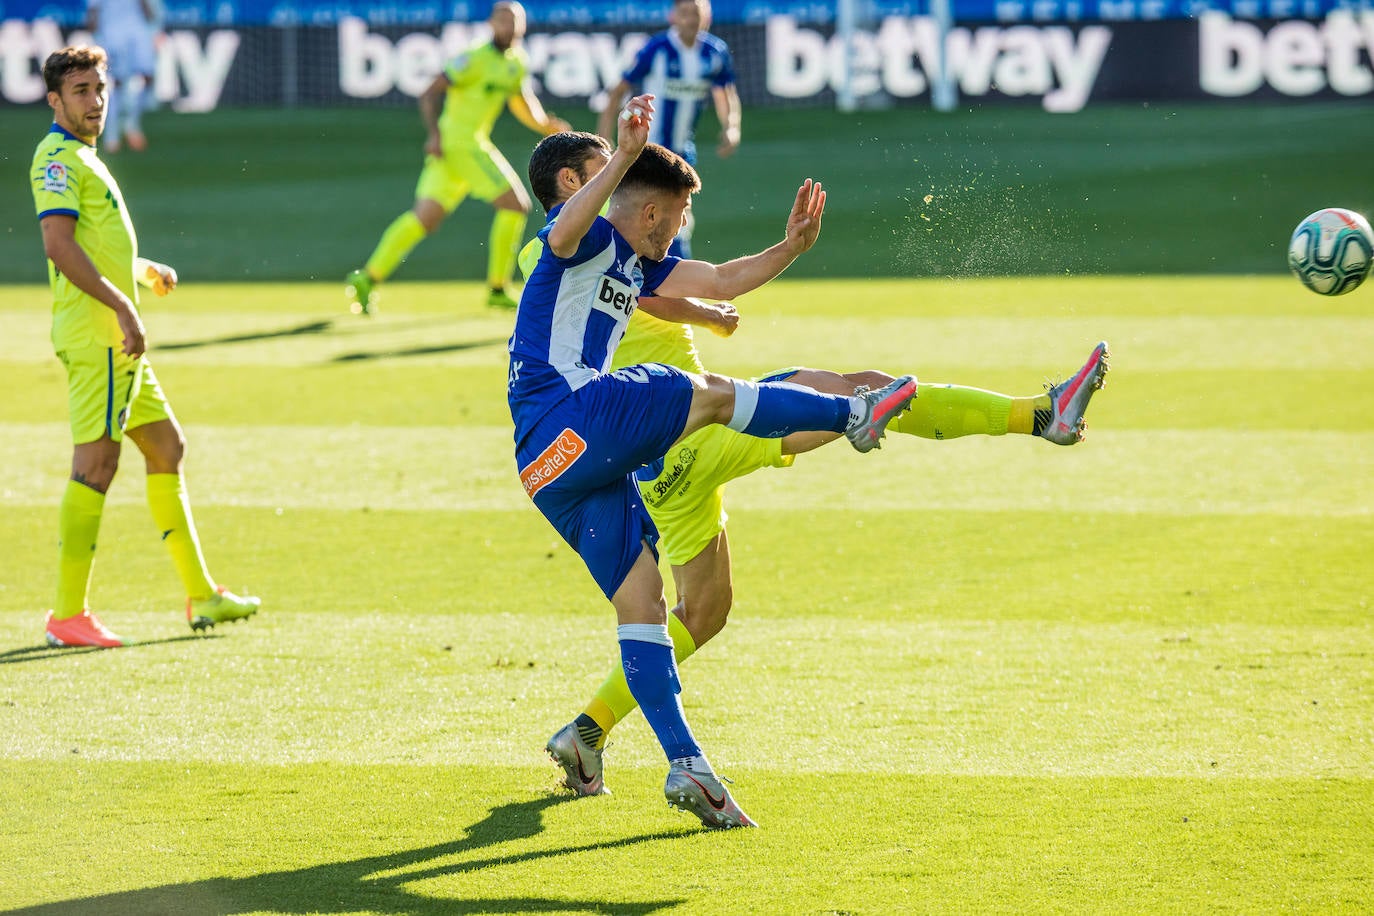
<box><xmin>1288</xmin><ymin>207</ymin><xmax>1374</xmax><ymax>296</ymax></box>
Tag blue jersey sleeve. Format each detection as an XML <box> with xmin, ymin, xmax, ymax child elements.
<box><xmin>537</xmin><ymin>215</ymin><xmax>615</xmax><ymax>267</ymax></box>
<box><xmin>622</xmin><ymin>35</ymin><xmax>662</xmax><ymax>84</ymax></box>
<box><xmin>639</xmin><ymin>254</ymin><xmax>682</xmax><ymax>296</ymax></box>
<box><xmin>713</xmin><ymin>44</ymin><xmax>737</xmax><ymax>87</ymax></box>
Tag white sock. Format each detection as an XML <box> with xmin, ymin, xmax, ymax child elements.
<box><xmin>670</xmin><ymin>754</ymin><xmax>714</xmax><ymax>774</ymax></box>
<box><xmin>724</xmin><ymin>379</ymin><xmax>759</xmax><ymax>434</ymax></box>
<box><xmin>844</xmin><ymin>395</ymin><xmax>868</xmax><ymax>431</ymax></box>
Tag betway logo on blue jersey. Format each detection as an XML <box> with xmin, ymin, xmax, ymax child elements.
<box><xmin>595</xmin><ymin>276</ymin><xmax>637</xmax><ymax>317</ymax></box>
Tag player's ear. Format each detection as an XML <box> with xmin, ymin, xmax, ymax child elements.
<box><xmin>558</xmin><ymin>166</ymin><xmax>580</xmax><ymax>193</ymax></box>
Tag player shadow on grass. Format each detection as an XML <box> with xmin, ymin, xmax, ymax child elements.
<box><xmin>330</xmin><ymin>337</ymin><xmax>509</xmax><ymax>363</ymax></box>
<box><xmin>4</xmin><ymin>794</ymin><xmax>688</xmax><ymax>915</ymax></box>
<box><xmin>154</xmin><ymin>320</ymin><xmax>336</xmax><ymax>351</ymax></box>
<box><xmin>0</xmin><ymin>634</ymin><xmax>220</xmax><ymax>666</ymax></box>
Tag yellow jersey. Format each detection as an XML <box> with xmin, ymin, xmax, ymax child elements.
<box><xmin>439</xmin><ymin>41</ymin><xmax>529</xmax><ymax>146</ymax></box>
<box><xmin>31</xmin><ymin>123</ymin><xmax>139</xmax><ymax>352</ymax></box>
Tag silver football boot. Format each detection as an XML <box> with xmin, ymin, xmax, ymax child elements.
<box><xmin>845</xmin><ymin>374</ymin><xmax>919</xmax><ymax>453</ymax></box>
<box><xmin>546</xmin><ymin>722</ymin><xmax>610</xmax><ymax>796</ymax></box>
<box><xmin>1041</xmin><ymin>341</ymin><xmax>1111</xmax><ymax>445</ymax></box>
<box><xmin>665</xmin><ymin>763</ymin><xmax>757</xmax><ymax>829</ymax></box>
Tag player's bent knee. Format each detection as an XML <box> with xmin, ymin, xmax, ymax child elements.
<box><xmin>692</xmin><ymin>372</ymin><xmax>738</xmax><ymax>424</ymax></box>
<box><xmin>683</xmin><ymin>588</ymin><xmax>734</xmax><ymax>645</ymax></box>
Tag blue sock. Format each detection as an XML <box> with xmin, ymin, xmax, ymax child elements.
<box><xmin>619</xmin><ymin>624</ymin><xmax>701</xmax><ymax>761</ymax></box>
<box><xmin>727</xmin><ymin>379</ymin><xmax>851</xmax><ymax>438</ymax></box>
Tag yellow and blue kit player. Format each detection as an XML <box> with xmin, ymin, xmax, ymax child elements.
<box><xmin>520</xmin><ymin>131</ymin><xmax>1110</xmax><ymax>808</ymax></box>
<box><xmin>509</xmin><ymin>107</ymin><xmax>919</xmax><ymax>828</ymax></box>
<box><xmin>345</xmin><ymin>1</ymin><xmax>569</xmax><ymax>315</ymax></box>
<box><xmin>33</xmin><ymin>45</ymin><xmax>259</xmax><ymax>649</ymax></box>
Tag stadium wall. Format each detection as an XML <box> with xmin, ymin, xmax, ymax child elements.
<box><xmin>1</xmin><ymin>11</ymin><xmax>1371</xmax><ymax>111</ymax></box>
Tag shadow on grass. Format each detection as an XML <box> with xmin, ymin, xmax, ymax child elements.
<box><xmin>0</xmin><ymin>634</ymin><xmax>221</xmax><ymax>665</ymax></box>
<box><xmin>155</xmin><ymin>320</ymin><xmax>336</xmax><ymax>351</ymax></box>
<box><xmin>330</xmin><ymin>337</ymin><xmax>508</xmax><ymax>363</ymax></box>
<box><xmin>4</xmin><ymin>794</ymin><xmax>687</xmax><ymax>915</ymax></box>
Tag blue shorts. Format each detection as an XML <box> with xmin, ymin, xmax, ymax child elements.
<box><xmin>516</xmin><ymin>363</ymin><xmax>695</xmax><ymax>599</ymax></box>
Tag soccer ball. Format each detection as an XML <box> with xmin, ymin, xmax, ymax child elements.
<box><xmin>1287</xmin><ymin>207</ymin><xmax>1374</xmax><ymax>296</ymax></box>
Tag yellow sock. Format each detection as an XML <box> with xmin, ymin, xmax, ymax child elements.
<box><xmin>487</xmin><ymin>209</ymin><xmax>527</xmax><ymax>289</ymax></box>
<box><xmin>55</xmin><ymin>480</ymin><xmax>105</xmax><ymax>618</ymax></box>
<box><xmin>1009</xmin><ymin>394</ymin><xmax>1053</xmax><ymax>435</ymax></box>
<box><xmin>584</xmin><ymin>612</ymin><xmax>698</xmax><ymax>744</ymax></box>
<box><xmin>364</xmin><ymin>210</ymin><xmax>428</xmax><ymax>283</ymax></box>
<box><xmin>147</xmin><ymin>473</ymin><xmax>215</xmax><ymax>600</ymax></box>
<box><xmin>894</xmin><ymin>383</ymin><xmax>1014</xmax><ymax>439</ymax></box>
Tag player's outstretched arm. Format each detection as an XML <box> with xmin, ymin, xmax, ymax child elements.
<box><xmin>509</xmin><ymin>83</ymin><xmax>570</xmax><ymax>136</ymax></box>
<box><xmin>653</xmin><ymin>178</ymin><xmax>825</xmax><ymax>301</ymax></box>
<box><xmin>638</xmin><ymin>296</ymin><xmax>739</xmax><ymax>337</ymax></box>
<box><xmin>41</xmin><ymin>215</ymin><xmax>147</xmax><ymax>357</ymax></box>
<box><xmin>547</xmin><ymin>94</ymin><xmax>655</xmax><ymax>258</ymax></box>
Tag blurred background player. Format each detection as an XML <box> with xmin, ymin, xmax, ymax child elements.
<box><xmin>345</xmin><ymin>0</ymin><xmax>569</xmax><ymax>315</ymax></box>
<box><xmin>520</xmin><ymin>131</ymin><xmax>1111</xmax><ymax>797</ymax></box>
<box><xmin>596</xmin><ymin>0</ymin><xmax>740</xmax><ymax>257</ymax></box>
<box><xmin>32</xmin><ymin>46</ymin><xmax>260</xmax><ymax>648</ymax></box>
<box><xmin>86</xmin><ymin>0</ymin><xmax>161</xmax><ymax>154</ymax></box>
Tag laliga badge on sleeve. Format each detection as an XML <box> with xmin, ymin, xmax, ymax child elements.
<box><xmin>43</xmin><ymin>161</ymin><xmax>68</xmax><ymax>193</ymax></box>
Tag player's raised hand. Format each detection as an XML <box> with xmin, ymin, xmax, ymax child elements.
<box><xmin>616</xmin><ymin>93</ymin><xmax>655</xmax><ymax>158</ymax></box>
<box><xmin>784</xmin><ymin>178</ymin><xmax>826</xmax><ymax>254</ymax></box>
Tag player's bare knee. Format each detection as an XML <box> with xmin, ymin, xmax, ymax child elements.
<box><xmin>153</xmin><ymin>435</ymin><xmax>186</xmax><ymax>473</ymax></box>
<box><xmin>71</xmin><ymin>448</ymin><xmax>119</xmax><ymax>493</ymax></box>
<box><xmin>413</xmin><ymin>200</ymin><xmax>445</xmax><ymax>233</ymax></box>
<box><xmin>695</xmin><ymin>372</ymin><xmax>737</xmax><ymax>424</ymax></box>
<box><xmin>686</xmin><ymin>587</ymin><xmax>733</xmax><ymax>644</ymax></box>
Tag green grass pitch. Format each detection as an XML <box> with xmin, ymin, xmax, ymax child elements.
<box><xmin>0</xmin><ymin>101</ymin><xmax>1371</xmax><ymax>913</ymax></box>
<box><xmin>1</xmin><ymin>274</ymin><xmax>1370</xmax><ymax>913</ymax></box>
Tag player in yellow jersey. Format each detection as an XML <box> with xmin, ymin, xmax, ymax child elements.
<box><xmin>522</xmin><ymin>131</ymin><xmax>1110</xmax><ymax>797</ymax></box>
<box><xmin>345</xmin><ymin>1</ymin><xmax>570</xmax><ymax>315</ymax></box>
<box><xmin>32</xmin><ymin>46</ymin><xmax>260</xmax><ymax>649</ymax></box>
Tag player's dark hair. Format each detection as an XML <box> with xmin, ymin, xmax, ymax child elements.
<box><xmin>618</xmin><ymin>143</ymin><xmax>701</xmax><ymax>199</ymax></box>
<box><xmin>43</xmin><ymin>45</ymin><xmax>108</xmax><ymax>94</ymax></box>
<box><xmin>528</xmin><ymin>131</ymin><xmax>612</xmax><ymax>212</ymax></box>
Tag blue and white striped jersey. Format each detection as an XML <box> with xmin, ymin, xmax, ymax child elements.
<box><xmin>622</xmin><ymin>29</ymin><xmax>736</xmax><ymax>165</ymax></box>
<box><xmin>507</xmin><ymin>211</ymin><xmax>681</xmax><ymax>445</ymax></box>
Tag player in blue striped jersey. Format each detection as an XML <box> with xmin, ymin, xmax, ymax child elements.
<box><xmin>508</xmin><ymin>96</ymin><xmax>916</xmax><ymax>828</ymax></box>
<box><xmin>597</xmin><ymin>0</ymin><xmax>740</xmax><ymax>257</ymax></box>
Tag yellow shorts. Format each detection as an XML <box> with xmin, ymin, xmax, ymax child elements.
<box><xmin>58</xmin><ymin>346</ymin><xmax>173</xmax><ymax>444</ymax></box>
<box><xmin>415</xmin><ymin>140</ymin><xmax>521</xmax><ymax>210</ymax></box>
<box><xmin>638</xmin><ymin>423</ymin><xmax>794</xmax><ymax>567</ymax></box>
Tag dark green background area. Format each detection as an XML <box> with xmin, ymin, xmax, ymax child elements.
<box><xmin>2</xmin><ymin>102</ymin><xmax>1369</xmax><ymax>282</ymax></box>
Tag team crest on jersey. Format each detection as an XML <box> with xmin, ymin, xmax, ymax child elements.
<box><xmin>43</xmin><ymin>161</ymin><xmax>68</xmax><ymax>193</ymax></box>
